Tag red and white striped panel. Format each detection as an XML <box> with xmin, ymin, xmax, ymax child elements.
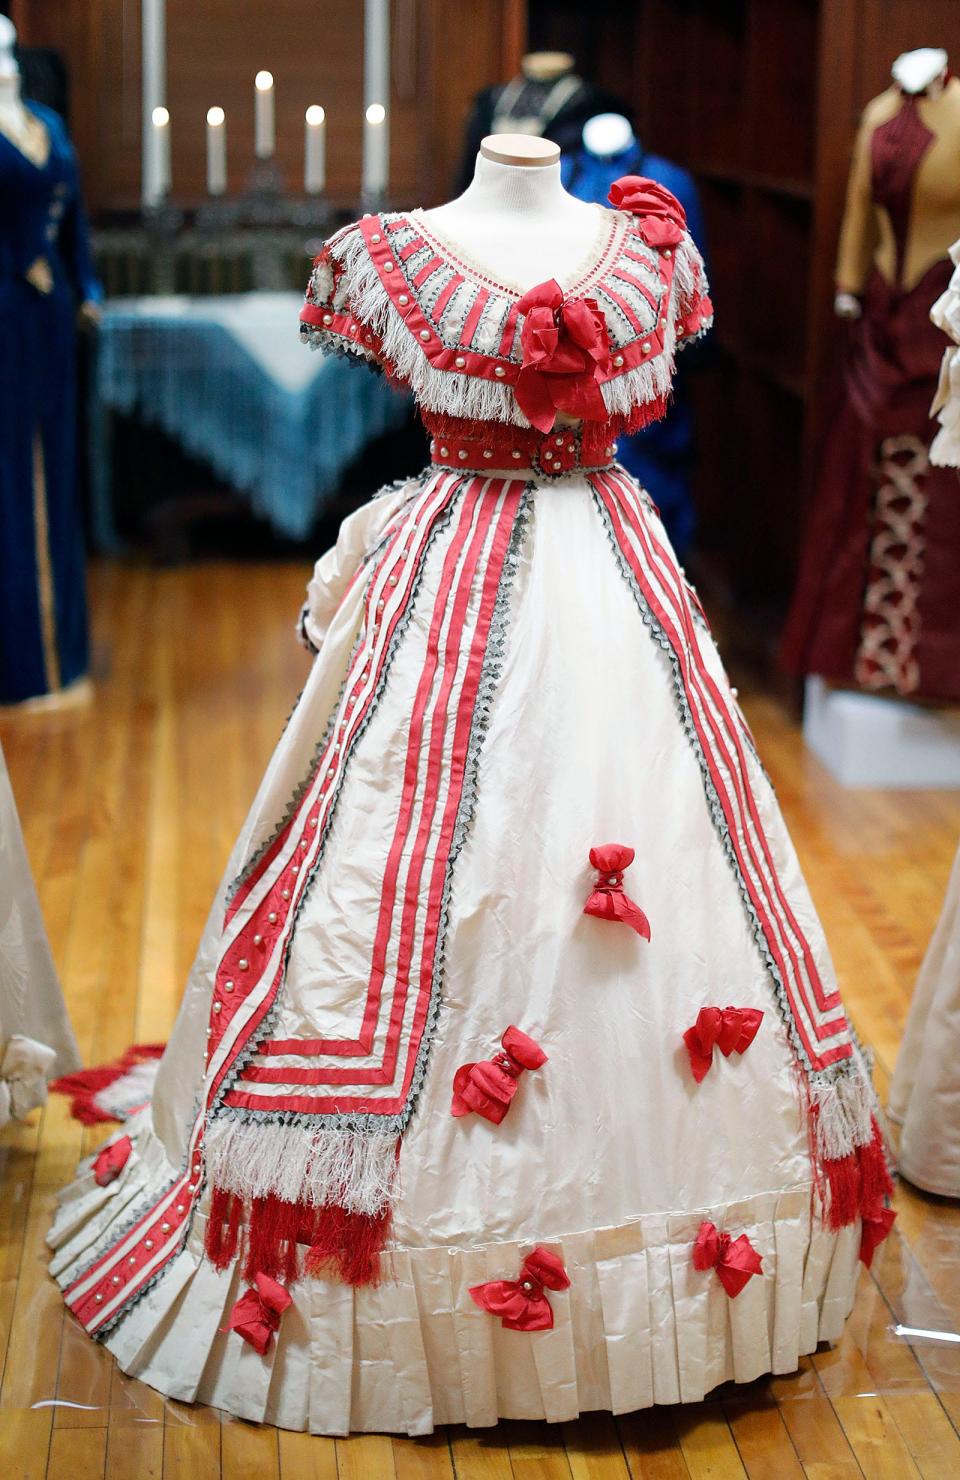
<box><xmin>226</xmin><ymin>476</ymin><xmax>526</xmax><ymax>1120</ymax></box>
<box><xmin>591</xmin><ymin>468</ymin><xmax>853</xmax><ymax>1074</ymax></box>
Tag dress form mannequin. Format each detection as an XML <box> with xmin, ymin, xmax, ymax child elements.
<box><xmin>419</xmin><ymin>134</ymin><xmax>605</xmax><ymax>294</ymax></box>
<box><xmin>781</xmin><ymin>47</ymin><xmax>960</xmax><ymax>709</ymax></box>
<box><xmin>0</xmin><ymin>16</ymin><xmax>48</xmax><ymax>169</ymax></box>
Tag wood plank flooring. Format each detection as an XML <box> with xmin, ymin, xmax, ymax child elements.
<box><xmin>2</xmin><ymin>559</ymin><xmax>960</xmax><ymax>1479</ymax></box>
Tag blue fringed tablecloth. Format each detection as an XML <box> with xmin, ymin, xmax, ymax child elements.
<box><xmin>90</xmin><ymin>292</ymin><xmax>412</xmax><ymax>547</ymax></box>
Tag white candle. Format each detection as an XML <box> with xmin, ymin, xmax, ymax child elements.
<box><xmin>363</xmin><ymin>102</ymin><xmax>388</xmax><ymax>195</ymax></box>
<box><xmin>151</xmin><ymin>105</ymin><xmax>171</xmax><ymax>199</ymax></box>
<box><xmin>206</xmin><ymin>106</ymin><xmax>227</xmax><ymax>195</ymax></box>
<box><xmin>141</xmin><ymin>0</ymin><xmax>167</xmax><ymax>207</ymax></box>
<box><xmin>362</xmin><ymin>0</ymin><xmax>389</xmax><ymax>196</ymax></box>
<box><xmin>254</xmin><ymin>70</ymin><xmax>275</xmax><ymax>159</ymax></box>
<box><xmin>305</xmin><ymin>105</ymin><xmax>326</xmax><ymax>194</ymax></box>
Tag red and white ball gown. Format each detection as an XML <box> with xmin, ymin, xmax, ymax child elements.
<box><xmin>48</xmin><ymin>177</ymin><xmax>893</xmax><ymax>1434</ymax></box>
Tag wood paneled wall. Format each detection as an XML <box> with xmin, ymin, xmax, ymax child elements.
<box><xmin>14</xmin><ymin>0</ymin><xmax>525</xmax><ymax>214</ymax></box>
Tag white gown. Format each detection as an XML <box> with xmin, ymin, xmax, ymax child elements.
<box><xmin>48</xmin><ymin>179</ymin><xmax>891</xmax><ymax>1434</ymax></box>
<box><xmin>0</xmin><ymin>740</ymin><xmax>79</xmax><ymax>1126</ymax></box>
<box><xmin>888</xmin><ymin>246</ymin><xmax>960</xmax><ymax>1196</ymax></box>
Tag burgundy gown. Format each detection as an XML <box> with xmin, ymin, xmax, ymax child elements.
<box><xmin>780</xmin><ymin>96</ymin><xmax>960</xmax><ymax>703</ymax></box>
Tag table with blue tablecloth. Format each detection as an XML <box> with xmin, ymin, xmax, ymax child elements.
<box><xmin>90</xmin><ymin>292</ymin><xmax>412</xmax><ymax>548</ymax></box>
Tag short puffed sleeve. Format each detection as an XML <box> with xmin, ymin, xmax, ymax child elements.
<box><xmin>299</xmin><ymin>220</ymin><xmax>387</xmax><ymax>369</ymax></box>
<box><xmin>607</xmin><ymin>175</ymin><xmax>713</xmax><ymax>349</ymax></box>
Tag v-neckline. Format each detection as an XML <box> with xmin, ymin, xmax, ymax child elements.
<box><xmin>406</xmin><ymin>202</ymin><xmax>627</xmax><ymax>302</ymax></box>
<box><xmin>0</xmin><ymin>102</ymin><xmax>52</xmax><ymax>170</ymax></box>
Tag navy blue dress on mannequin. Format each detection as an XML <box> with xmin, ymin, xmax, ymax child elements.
<box><xmin>563</xmin><ymin>142</ymin><xmax>709</xmax><ymax>558</ymax></box>
<box><xmin>0</xmin><ymin>100</ymin><xmax>101</xmax><ymax>703</ymax></box>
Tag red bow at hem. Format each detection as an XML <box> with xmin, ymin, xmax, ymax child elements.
<box><xmin>859</xmin><ymin>1204</ymin><xmax>896</xmax><ymax>1268</ymax></box>
<box><xmin>683</xmin><ymin>1006</ymin><xmax>764</xmax><ymax>1083</ymax></box>
<box><xmin>223</xmin><ymin>1271</ymin><xmax>292</xmax><ymax>1355</ymax></box>
<box><xmin>451</xmin><ymin>1025</ymin><xmax>547</xmax><ymax>1124</ymax></box>
<box><xmin>469</xmin><ymin>1246</ymin><xmax>570</xmax><ymax>1331</ymax></box>
<box><xmin>515</xmin><ymin>280</ymin><xmax>609</xmax><ymax>433</ymax></box>
<box><xmin>607</xmin><ymin>175</ymin><xmax>687</xmax><ymax>248</ymax></box>
<box><xmin>692</xmin><ymin>1221</ymin><xmax>763</xmax><ymax>1298</ymax></box>
<box><xmin>583</xmin><ymin>843</ymin><xmax>651</xmax><ymax>940</ymax></box>
<box><xmin>93</xmin><ymin>1134</ymin><xmax>133</xmax><ymax>1187</ymax></box>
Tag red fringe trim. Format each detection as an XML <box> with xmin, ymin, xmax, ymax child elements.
<box><xmin>823</xmin><ymin>1115</ymin><xmax>895</xmax><ymax>1231</ymax></box>
<box><xmin>49</xmin><ymin>1043</ymin><xmax>166</xmax><ymax>1124</ymax></box>
<box><xmin>201</xmin><ymin>1188</ymin><xmax>391</xmax><ymax>1289</ymax></box>
<box><xmin>204</xmin><ymin>1187</ymin><xmax>243</xmax><ymax>1270</ymax></box>
<box><xmin>304</xmin><ymin>1204</ymin><xmax>392</xmax><ymax>1287</ymax></box>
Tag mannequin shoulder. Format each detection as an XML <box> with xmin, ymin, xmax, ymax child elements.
<box><xmin>858</xmin><ymin>88</ymin><xmax>906</xmax><ymax>133</ymax></box>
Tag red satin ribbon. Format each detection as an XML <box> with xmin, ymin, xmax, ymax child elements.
<box><xmin>93</xmin><ymin>1135</ymin><xmax>133</xmax><ymax>1187</ymax></box>
<box><xmin>451</xmin><ymin>1026</ymin><xmax>547</xmax><ymax>1124</ymax></box>
<box><xmin>683</xmin><ymin>1006</ymin><xmax>764</xmax><ymax>1083</ymax></box>
<box><xmin>224</xmin><ymin>1271</ymin><xmax>292</xmax><ymax>1355</ymax></box>
<box><xmin>607</xmin><ymin>175</ymin><xmax>687</xmax><ymax>248</ymax></box>
<box><xmin>859</xmin><ymin>1204</ymin><xmax>896</xmax><ymax>1268</ymax></box>
<box><xmin>583</xmin><ymin>843</ymin><xmax>651</xmax><ymax>940</ymax></box>
<box><xmin>692</xmin><ymin>1221</ymin><xmax>763</xmax><ymax>1298</ymax></box>
<box><xmin>515</xmin><ymin>280</ymin><xmax>609</xmax><ymax>433</ymax></box>
<box><xmin>469</xmin><ymin>1246</ymin><xmax>570</xmax><ymax>1331</ymax></box>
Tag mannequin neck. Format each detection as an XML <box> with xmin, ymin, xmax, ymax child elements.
<box><xmin>453</xmin><ymin>154</ymin><xmax>581</xmax><ymax>222</ymax></box>
<box><xmin>0</xmin><ymin>71</ymin><xmax>23</xmax><ymax>108</ymax></box>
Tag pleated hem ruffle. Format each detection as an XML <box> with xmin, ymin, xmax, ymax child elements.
<box><xmin>48</xmin><ymin>1115</ymin><xmax>860</xmax><ymax>1435</ymax></box>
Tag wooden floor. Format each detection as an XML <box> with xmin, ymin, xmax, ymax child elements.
<box><xmin>2</xmin><ymin>558</ymin><xmax>960</xmax><ymax>1480</ymax></box>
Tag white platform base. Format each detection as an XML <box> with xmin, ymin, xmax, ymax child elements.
<box><xmin>803</xmin><ymin>677</ymin><xmax>960</xmax><ymax>788</ymax></box>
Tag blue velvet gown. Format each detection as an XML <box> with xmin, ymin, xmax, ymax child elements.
<box><xmin>0</xmin><ymin>101</ymin><xmax>101</xmax><ymax>703</ymax></box>
<box><xmin>563</xmin><ymin>143</ymin><xmax>709</xmax><ymax>558</ymax></box>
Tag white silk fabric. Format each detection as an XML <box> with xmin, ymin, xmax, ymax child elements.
<box><xmin>50</xmin><ymin>472</ymin><xmax>865</xmax><ymax>1431</ymax></box>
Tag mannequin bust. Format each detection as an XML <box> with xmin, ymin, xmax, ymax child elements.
<box><xmin>520</xmin><ymin>51</ymin><xmax>575</xmax><ymax>84</ymax></box>
<box><xmin>418</xmin><ymin>133</ymin><xmax>606</xmax><ymax>294</ymax></box>
<box><xmin>582</xmin><ymin>112</ymin><xmax>636</xmax><ymax>158</ymax></box>
<box><xmin>0</xmin><ymin>17</ymin><xmax>49</xmax><ymax>168</ymax></box>
<box><xmin>834</xmin><ymin>47</ymin><xmax>960</xmax><ymax>318</ymax></box>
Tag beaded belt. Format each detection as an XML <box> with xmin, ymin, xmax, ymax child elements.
<box><xmin>429</xmin><ymin>425</ymin><xmax>618</xmax><ymax>480</ymax></box>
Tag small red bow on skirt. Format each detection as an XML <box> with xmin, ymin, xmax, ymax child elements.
<box><xmin>583</xmin><ymin>844</ymin><xmax>651</xmax><ymax>940</ymax></box>
<box><xmin>93</xmin><ymin>1134</ymin><xmax>133</xmax><ymax>1187</ymax></box>
<box><xmin>682</xmin><ymin>1006</ymin><xmax>764</xmax><ymax>1083</ymax></box>
<box><xmin>224</xmin><ymin>1271</ymin><xmax>292</xmax><ymax>1355</ymax></box>
<box><xmin>451</xmin><ymin>1026</ymin><xmax>547</xmax><ymax>1124</ymax></box>
<box><xmin>692</xmin><ymin>1221</ymin><xmax>763</xmax><ymax>1298</ymax></box>
<box><xmin>469</xmin><ymin>1246</ymin><xmax>570</xmax><ymax>1331</ymax></box>
<box><xmin>607</xmin><ymin>175</ymin><xmax>687</xmax><ymax>248</ymax></box>
<box><xmin>859</xmin><ymin>1204</ymin><xmax>896</xmax><ymax>1268</ymax></box>
<box><xmin>515</xmin><ymin>279</ymin><xmax>609</xmax><ymax>432</ymax></box>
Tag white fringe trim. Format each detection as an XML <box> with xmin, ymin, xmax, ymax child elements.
<box><xmin>810</xmin><ymin>1062</ymin><xmax>874</xmax><ymax>1164</ymax></box>
<box><xmin>204</xmin><ymin>1115</ymin><xmax>399</xmax><ymax>1215</ymax></box>
<box><xmin>94</xmin><ymin>1060</ymin><xmax>160</xmax><ymax>1121</ymax></box>
<box><xmin>304</xmin><ymin>219</ymin><xmax>713</xmax><ymax>431</ymax></box>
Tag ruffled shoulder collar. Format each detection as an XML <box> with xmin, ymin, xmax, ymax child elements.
<box><xmin>300</xmin><ymin>176</ymin><xmax>712</xmax><ymax>432</ymax></box>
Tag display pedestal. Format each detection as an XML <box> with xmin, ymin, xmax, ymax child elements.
<box><xmin>803</xmin><ymin>677</ymin><xmax>960</xmax><ymax>788</ymax></box>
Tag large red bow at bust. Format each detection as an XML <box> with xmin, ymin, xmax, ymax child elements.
<box><xmin>607</xmin><ymin>175</ymin><xmax>687</xmax><ymax>248</ymax></box>
<box><xmin>692</xmin><ymin>1221</ymin><xmax>763</xmax><ymax>1298</ymax></box>
<box><xmin>451</xmin><ymin>1026</ymin><xmax>547</xmax><ymax>1123</ymax></box>
<box><xmin>515</xmin><ymin>280</ymin><xmax>609</xmax><ymax>433</ymax></box>
<box><xmin>93</xmin><ymin>1134</ymin><xmax>133</xmax><ymax>1187</ymax></box>
<box><xmin>683</xmin><ymin>1006</ymin><xmax>764</xmax><ymax>1083</ymax></box>
<box><xmin>469</xmin><ymin>1246</ymin><xmax>570</xmax><ymax>1331</ymax></box>
<box><xmin>224</xmin><ymin>1271</ymin><xmax>292</xmax><ymax>1355</ymax></box>
<box><xmin>583</xmin><ymin>844</ymin><xmax>651</xmax><ymax>940</ymax></box>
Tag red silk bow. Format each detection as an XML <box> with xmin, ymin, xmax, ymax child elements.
<box><xmin>583</xmin><ymin>844</ymin><xmax>651</xmax><ymax>940</ymax></box>
<box><xmin>859</xmin><ymin>1204</ymin><xmax>896</xmax><ymax>1268</ymax></box>
<box><xmin>469</xmin><ymin>1246</ymin><xmax>570</xmax><ymax>1331</ymax></box>
<box><xmin>224</xmin><ymin>1271</ymin><xmax>292</xmax><ymax>1355</ymax></box>
<box><xmin>93</xmin><ymin>1134</ymin><xmax>133</xmax><ymax>1187</ymax></box>
<box><xmin>451</xmin><ymin>1026</ymin><xmax>547</xmax><ymax>1123</ymax></box>
<box><xmin>683</xmin><ymin>1006</ymin><xmax>764</xmax><ymax>1083</ymax></box>
<box><xmin>607</xmin><ymin>175</ymin><xmax>687</xmax><ymax>248</ymax></box>
<box><xmin>515</xmin><ymin>279</ymin><xmax>609</xmax><ymax>432</ymax></box>
<box><xmin>693</xmin><ymin>1221</ymin><xmax>763</xmax><ymax>1298</ymax></box>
